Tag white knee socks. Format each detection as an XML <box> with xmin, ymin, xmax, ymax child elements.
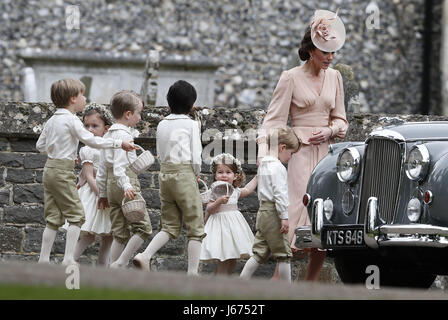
<box><xmin>113</xmin><ymin>235</ymin><xmax>144</xmax><ymax>267</ymax></box>
<box><xmin>278</xmin><ymin>262</ymin><xmax>292</xmax><ymax>283</ymax></box>
<box><xmin>109</xmin><ymin>239</ymin><xmax>125</xmax><ymax>264</ymax></box>
<box><xmin>38</xmin><ymin>227</ymin><xmax>57</xmax><ymax>263</ymax></box>
<box><xmin>240</xmin><ymin>257</ymin><xmax>260</xmax><ymax>280</ymax></box>
<box><xmin>98</xmin><ymin>235</ymin><xmax>113</xmax><ymax>266</ymax></box>
<box><xmin>73</xmin><ymin>233</ymin><xmax>95</xmax><ymax>261</ymax></box>
<box><xmin>142</xmin><ymin>231</ymin><xmax>170</xmax><ymax>259</ymax></box>
<box><xmin>187</xmin><ymin>240</ymin><xmax>202</xmax><ymax>275</ymax></box>
<box><xmin>62</xmin><ymin>225</ymin><xmax>81</xmax><ymax>265</ymax></box>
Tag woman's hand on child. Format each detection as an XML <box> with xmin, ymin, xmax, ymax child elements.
<box><xmin>121</xmin><ymin>140</ymin><xmax>138</xmax><ymax>151</ymax></box>
<box><xmin>124</xmin><ymin>188</ymin><xmax>136</xmax><ymax>200</ymax></box>
<box><xmin>280</xmin><ymin>219</ymin><xmax>289</xmax><ymax>234</ymax></box>
<box><xmin>98</xmin><ymin>197</ymin><xmax>110</xmax><ymax>210</ymax></box>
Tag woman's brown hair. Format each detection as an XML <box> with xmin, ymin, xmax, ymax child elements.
<box><xmin>298</xmin><ymin>27</ymin><xmax>316</xmax><ymax>61</ymax></box>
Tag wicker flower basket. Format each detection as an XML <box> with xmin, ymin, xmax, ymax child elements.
<box><xmin>198</xmin><ymin>179</ymin><xmax>211</xmax><ymax>204</ymax></box>
<box><xmin>127</xmin><ymin>144</ymin><xmax>155</xmax><ymax>175</ymax></box>
<box><xmin>121</xmin><ymin>193</ymin><xmax>146</xmax><ymax>222</ymax></box>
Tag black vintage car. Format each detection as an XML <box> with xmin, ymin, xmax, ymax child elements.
<box><xmin>296</xmin><ymin>122</ymin><xmax>448</xmax><ymax>288</ymax></box>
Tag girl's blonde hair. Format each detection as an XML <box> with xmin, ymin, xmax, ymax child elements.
<box><xmin>210</xmin><ymin>153</ymin><xmax>246</xmax><ymax>188</ymax></box>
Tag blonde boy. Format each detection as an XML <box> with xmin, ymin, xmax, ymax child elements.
<box><xmin>133</xmin><ymin>80</ymin><xmax>204</xmax><ymax>275</ymax></box>
<box><xmin>36</xmin><ymin>79</ymin><xmax>135</xmax><ymax>266</ymax></box>
<box><xmin>240</xmin><ymin>126</ymin><xmax>301</xmax><ymax>283</ymax></box>
<box><xmin>96</xmin><ymin>90</ymin><xmax>152</xmax><ymax>268</ymax></box>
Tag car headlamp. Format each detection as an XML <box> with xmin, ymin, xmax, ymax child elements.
<box><xmin>405</xmin><ymin>145</ymin><xmax>430</xmax><ymax>181</ymax></box>
<box><xmin>336</xmin><ymin>147</ymin><xmax>361</xmax><ymax>183</ymax></box>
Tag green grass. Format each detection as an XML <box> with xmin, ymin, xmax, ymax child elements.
<box><xmin>0</xmin><ymin>283</ymin><xmax>228</xmax><ymax>300</ymax></box>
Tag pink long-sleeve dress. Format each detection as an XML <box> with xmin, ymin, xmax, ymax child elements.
<box><xmin>258</xmin><ymin>65</ymin><xmax>348</xmax><ymax>246</ymax></box>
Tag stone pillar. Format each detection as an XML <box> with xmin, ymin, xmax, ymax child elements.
<box><xmin>442</xmin><ymin>0</ymin><xmax>448</xmax><ymax>115</ymax></box>
<box><xmin>140</xmin><ymin>50</ymin><xmax>160</xmax><ymax>108</ymax></box>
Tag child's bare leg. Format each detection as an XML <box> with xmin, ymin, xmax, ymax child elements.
<box><xmin>305</xmin><ymin>248</ymin><xmax>326</xmax><ymax>281</ymax></box>
<box><xmin>216</xmin><ymin>261</ymin><xmax>228</xmax><ymax>275</ymax></box>
<box><xmin>226</xmin><ymin>259</ymin><xmax>237</xmax><ymax>274</ymax></box>
<box><xmin>73</xmin><ymin>233</ymin><xmax>95</xmax><ymax>261</ymax></box>
<box><xmin>38</xmin><ymin>226</ymin><xmax>57</xmax><ymax>263</ymax></box>
<box><xmin>62</xmin><ymin>224</ymin><xmax>81</xmax><ymax>265</ymax></box>
<box><xmin>98</xmin><ymin>234</ymin><xmax>113</xmax><ymax>266</ymax></box>
<box><xmin>271</xmin><ymin>263</ymin><xmax>280</xmax><ymax>279</ymax></box>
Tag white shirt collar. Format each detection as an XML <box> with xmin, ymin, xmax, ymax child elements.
<box><xmin>108</xmin><ymin>123</ymin><xmax>132</xmax><ymax>134</ymax></box>
<box><xmin>54</xmin><ymin>108</ymin><xmax>73</xmax><ymax>115</ymax></box>
<box><xmin>165</xmin><ymin>114</ymin><xmax>191</xmax><ymax>120</ymax></box>
<box><xmin>261</xmin><ymin>155</ymin><xmax>281</xmax><ymax>163</ymax></box>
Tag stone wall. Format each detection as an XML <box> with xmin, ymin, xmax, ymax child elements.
<box><xmin>3</xmin><ymin>101</ymin><xmax>448</xmax><ymax>286</ymax></box>
<box><xmin>0</xmin><ymin>0</ymin><xmax>442</xmax><ymax>114</ymax></box>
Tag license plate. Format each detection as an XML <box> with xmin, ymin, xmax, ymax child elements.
<box><xmin>321</xmin><ymin>225</ymin><xmax>365</xmax><ymax>248</ymax></box>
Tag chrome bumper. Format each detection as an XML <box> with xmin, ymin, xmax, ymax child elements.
<box><xmin>295</xmin><ymin>196</ymin><xmax>448</xmax><ymax>249</ymax></box>
<box><xmin>364</xmin><ymin>196</ymin><xmax>448</xmax><ymax>248</ymax></box>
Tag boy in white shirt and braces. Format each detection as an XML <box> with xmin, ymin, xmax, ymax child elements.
<box><xmin>240</xmin><ymin>126</ymin><xmax>301</xmax><ymax>283</ymax></box>
<box><xmin>133</xmin><ymin>80</ymin><xmax>204</xmax><ymax>275</ymax></box>
<box><xmin>96</xmin><ymin>90</ymin><xmax>153</xmax><ymax>268</ymax></box>
<box><xmin>36</xmin><ymin>79</ymin><xmax>135</xmax><ymax>266</ymax></box>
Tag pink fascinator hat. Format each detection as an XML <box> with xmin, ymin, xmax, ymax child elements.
<box><xmin>310</xmin><ymin>9</ymin><xmax>346</xmax><ymax>52</ymax></box>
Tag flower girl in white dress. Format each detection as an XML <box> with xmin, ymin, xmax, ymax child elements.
<box><xmin>73</xmin><ymin>103</ymin><xmax>114</xmax><ymax>265</ymax></box>
<box><xmin>200</xmin><ymin>153</ymin><xmax>257</xmax><ymax>275</ymax></box>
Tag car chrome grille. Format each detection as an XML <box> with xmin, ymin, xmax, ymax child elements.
<box><xmin>358</xmin><ymin>138</ymin><xmax>402</xmax><ymax>224</ymax></box>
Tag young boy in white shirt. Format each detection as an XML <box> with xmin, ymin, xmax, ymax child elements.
<box><xmin>133</xmin><ymin>80</ymin><xmax>204</xmax><ymax>275</ymax></box>
<box><xmin>36</xmin><ymin>79</ymin><xmax>135</xmax><ymax>266</ymax></box>
<box><xmin>96</xmin><ymin>90</ymin><xmax>153</xmax><ymax>268</ymax></box>
<box><xmin>240</xmin><ymin>126</ymin><xmax>301</xmax><ymax>283</ymax></box>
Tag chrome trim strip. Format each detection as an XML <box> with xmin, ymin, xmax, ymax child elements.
<box><xmin>406</xmin><ymin>137</ymin><xmax>448</xmax><ymax>142</ymax></box>
<box><xmin>369</xmin><ymin>129</ymin><xmax>406</xmax><ymax>142</ymax></box>
<box><xmin>379</xmin><ymin>224</ymin><xmax>448</xmax><ymax>236</ymax></box>
<box><xmin>311</xmin><ymin>198</ymin><xmax>324</xmax><ymax>238</ymax></box>
<box><xmin>376</xmin><ymin>223</ymin><xmax>448</xmax><ymax>248</ymax></box>
<box><xmin>364</xmin><ymin>197</ymin><xmax>379</xmax><ymax>249</ymax></box>
<box><xmin>378</xmin><ymin>237</ymin><xmax>448</xmax><ymax>248</ymax></box>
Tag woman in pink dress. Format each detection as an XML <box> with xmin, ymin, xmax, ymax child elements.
<box><xmin>257</xmin><ymin>9</ymin><xmax>348</xmax><ymax>281</ymax></box>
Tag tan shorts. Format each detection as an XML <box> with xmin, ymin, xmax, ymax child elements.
<box><xmin>159</xmin><ymin>163</ymin><xmax>205</xmax><ymax>241</ymax></box>
<box><xmin>43</xmin><ymin>158</ymin><xmax>85</xmax><ymax>230</ymax></box>
<box><xmin>107</xmin><ymin>168</ymin><xmax>152</xmax><ymax>244</ymax></box>
<box><xmin>252</xmin><ymin>201</ymin><xmax>292</xmax><ymax>263</ymax></box>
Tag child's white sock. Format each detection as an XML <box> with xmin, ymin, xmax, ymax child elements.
<box><xmin>187</xmin><ymin>240</ymin><xmax>202</xmax><ymax>275</ymax></box>
<box><xmin>98</xmin><ymin>235</ymin><xmax>113</xmax><ymax>266</ymax></box>
<box><xmin>240</xmin><ymin>257</ymin><xmax>260</xmax><ymax>280</ymax></box>
<box><xmin>62</xmin><ymin>225</ymin><xmax>81</xmax><ymax>265</ymax></box>
<box><xmin>278</xmin><ymin>261</ymin><xmax>292</xmax><ymax>283</ymax></box>
<box><xmin>141</xmin><ymin>231</ymin><xmax>170</xmax><ymax>259</ymax></box>
<box><xmin>109</xmin><ymin>239</ymin><xmax>125</xmax><ymax>264</ymax></box>
<box><xmin>73</xmin><ymin>233</ymin><xmax>95</xmax><ymax>261</ymax></box>
<box><xmin>38</xmin><ymin>227</ymin><xmax>57</xmax><ymax>263</ymax></box>
<box><xmin>113</xmin><ymin>235</ymin><xmax>144</xmax><ymax>267</ymax></box>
